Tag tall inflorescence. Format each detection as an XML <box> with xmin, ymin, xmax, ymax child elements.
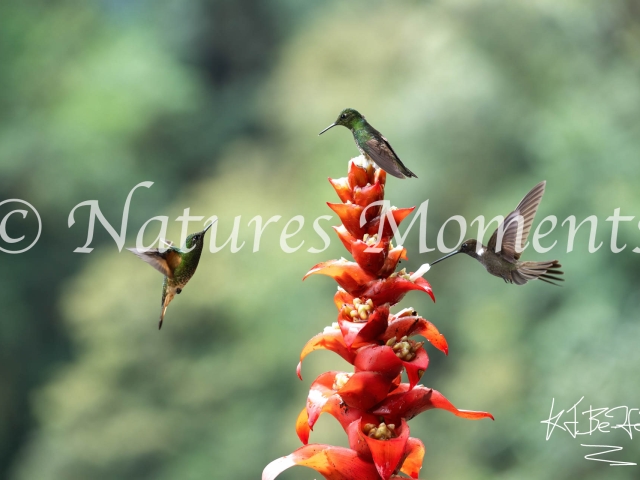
<box><xmin>263</xmin><ymin>156</ymin><xmax>493</xmax><ymax>480</ymax></box>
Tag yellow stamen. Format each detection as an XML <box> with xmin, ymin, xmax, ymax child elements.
<box><xmin>366</xmin><ymin>422</ymin><xmax>397</xmax><ymax>440</ymax></box>
<box><xmin>387</xmin><ymin>335</ymin><xmax>423</xmax><ymax>362</ymax></box>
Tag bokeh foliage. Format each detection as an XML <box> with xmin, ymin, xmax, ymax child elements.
<box><xmin>2</xmin><ymin>0</ymin><xmax>640</xmax><ymax>479</ymax></box>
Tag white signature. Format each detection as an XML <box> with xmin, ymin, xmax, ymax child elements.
<box><xmin>541</xmin><ymin>397</ymin><xmax>640</xmax><ymax>466</ymax></box>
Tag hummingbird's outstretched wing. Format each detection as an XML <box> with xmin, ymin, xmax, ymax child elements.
<box><xmin>362</xmin><ymin>136</ymin><xmax>418</xmax><ymax>179</ymax></box>
<box><xmin>487</xmin><ymin>181</ymin><xmax>546</xmax><ymax>262</ymax></box>
<box><xmin>127</xmin><ymin>247</ymin><xmax>183</xmax><ymax>278</ymax></box>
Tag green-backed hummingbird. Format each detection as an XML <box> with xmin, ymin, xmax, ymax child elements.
<box><xmin>430</xmin><ymin>181</ymin><xmax>564</xmax><ymax>285</ymax></box>
<box><xmin>319</xmin><ymin>108</ymin><xmax>417</xmax><ymax>179</ymax></box>
<box><xmin>128</xmin><ymin>220</ymin><xmax>215</xmax><ymax>329</ymax></box>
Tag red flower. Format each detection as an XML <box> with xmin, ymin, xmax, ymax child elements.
<box><xmin>337</xmin><ymin>303</ymin><xmax>389</xmax><ymax>348</ymax></box>
<box><xmin>304</xmin><ymin>260</ymin><xmax>435</xmax><ymax>305</ymax></box>
<box><xmin>306</xmin><ymin>370</ymin><xmax>396</xmax><ymax>416</ymax></box>
<box><xmin>303</xmin><ymin>259</ymin><xmax>376</xmax><ymax>294</ymax></box>
<box><xmin>372</xmin><ymin>385</ymin><xmax>494</xmax><ymax>421</ymax></box>
<box><xmin>347</xmin><ymin>418</ymin><xmax>410</xmax><ymax>480</ymax></box>
<box><xmin>264</xmin><ymin>156</ymin><xmax>492</xmax><ymax>480</ymax></box>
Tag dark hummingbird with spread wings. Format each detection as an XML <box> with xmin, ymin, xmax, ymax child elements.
<box><xmin>319</xmin><ymin>108</ymin><xmax>417</xmax><ymax>179</ymax></box>
<box><xmin>430</xmin><ymin>181</ymin><xmax>564</xmax><ymax>285</ymax></box>
<box><xmin>128</xmin><ymin>220</ymin><xmax>215</xmax><ymax>329</ymax></box>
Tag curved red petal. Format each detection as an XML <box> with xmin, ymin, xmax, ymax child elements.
<box><xmin>384</xmin><ymin>316</ymin><xmax>448</xmax><ymax>355</ymax></box>
<box><xmin>338</xmin><ymin>304</ymin><xmax>389</xmax><ymax>349</ymax></box>
<box><xmin>262</xmin><ymin>444</ymin><xmax>380</xmax><ymax>480</ymax></box>
<box><xmin>361</xmin><ymin>276</ymin><xmax>434</xmax><ymax>308</ymax></box>
<box><xmin>353</xmin><ymin>181</ymin><xmax>384</xmax><ymax>207</ymax></box>
<box><xmin>327</xmin><ymin>203</ymin><xmax>367</xmax><ymax>238</ymax></box>
<box><xmin>304</xmin><ymin>260</ymin><xmax>376</xmax><ymax>294</ymax></box>
<box><xmin>354</xmin><ymin>345</ymin><xmax>404</xmax><ymax>379</ymax></box>
<box><xmin>364</xmin><ymin>419</ymin><xmax>410</xmax><ymax>480</ymax></box>
<box><xmin>372</xmin><ymin>385</ymin><xmax>494</xmax><ymax>421</ymax></box>
<box><xmin>338</xmin><ymin>371</ymin><xmax>393</xmax><ymax>411</ymax></box>
<box><xmin>348</xmin><ymin>160</ymin><xmax>371</xmax><ymax>189</ymax></box>
<box><xmin>333</xmin><ymin>225</ymin><xmax>357</xmax><ymax>254</ymax></box>
<box><xmin>298</xmin><ymin>329</ymin><xmax>355</xmax><ymax>380</ymax></box>
<box><xmin>307</xmin><ymin>371</ymin><xmax>340</xmax><ymax>428</ymax></box>
<box><xmin>412</xmin><ymin>318</ymin><xmax>447</xmax><ymax>355</ymax></box>
<box><xmin>308</xmin><ymin>395</ymin><xmax>377</xmax><ymax>440</ymax></box>
<box><xmin>402</xmin><ymin>348</ymin><xmax>429</xmax><ymax>390</ymax></box>
<box><xmin>329</xmin><ymin>177</ymin><xmax>353</xmax><ymax>203</ymax></box>
<box><xmin>412</xmin><ymin>277</ymin><xmax>435</xmax><ymax>302</ymax></box>
<box><xmin>400</xmin><ymin>437</ymin><xmax>425</xmax><ymax>479</ymax></box>
<box><xmin>296</xmin><ymin>407</ymin><xmax>311</xmax><ymax>444</ymax></box>
<box><xmin>366</xmin><ymin>207</ymin><xmax>416</xmax><ymax>239</ymax></box>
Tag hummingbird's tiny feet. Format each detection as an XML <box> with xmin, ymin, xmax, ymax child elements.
<box><xmin>363</xmin><ymin>422</ymin><xmax>397</xmax><ymax>440</ymax></box>
<box><xmin>332</xmin><ymin>372</ymin><xmax>352</xmax><ymax>391</ymax></box>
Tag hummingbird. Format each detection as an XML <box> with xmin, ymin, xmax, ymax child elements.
<box><xmin>430</xmin><ymin>181</ymin><xmax>564</xmax><ymax>285</ymax></box>
<box><xmin>127</xmin><ymin>220</ymin><xmax>215</xmax><ymax>329</ymax></box>
<box><xmin>319</xmin><ymin>108</ymin><xmax>417</xmax><ymax>179</ymax></box>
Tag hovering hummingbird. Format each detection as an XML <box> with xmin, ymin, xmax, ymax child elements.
<box><xmin>128</xmin><ymin>220</ymin><xmax>215</xmax><ymax>329</ymax></box>
<box><xmin>430</xmin><ymin>181</ymin><xmax>564</xmax><ymax>285</ymax></box>
<box><xmin>319</xmin><ymin>108</ymin><xmax>417</xmax><ymax>179</ymax></box>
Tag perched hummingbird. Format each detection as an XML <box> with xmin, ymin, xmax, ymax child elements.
<box><xmin>430</xmin><ymin>181</ymin><xmax>564</xmax><ymax>285</ymax></box>
<box><xmin>128</xmin><ymin>220</ymin><xmax>215</xmax><ymax>329</ymax></box>
<box><xmin>319</xmin><ymin>108</ymin><xmax>417</xmax><ymax>179</ymax></box>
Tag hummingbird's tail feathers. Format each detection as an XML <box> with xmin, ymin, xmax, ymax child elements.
<box><xmin>400</xmin><ymin>162</ymin><xmax>418</xmax><ymax>178</ymax></box>
<box><xmin>402</xmin><ymin>165</ymin><xmax>418</xmax><ymax>178</ymax></box>
<box><xmin>157</xmin><ymin>281</ymin><xmax>178</xmax><ymax>330</ymax></box>
<box><xmin>514</xmin><ymin>260</ymin><xmax>564</xmax><ymax>286</ymax></box>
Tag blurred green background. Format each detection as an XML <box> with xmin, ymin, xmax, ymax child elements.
<box><xmin>1</xmin><ymin>0</ymin><xmax>640</xmax><ymax>479</ymax></box>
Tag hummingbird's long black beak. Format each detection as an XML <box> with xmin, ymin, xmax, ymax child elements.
<box><xmin>318</xmin><ymin>123</ymin><xmax>337</xmax><ymax>135</ymax></box>
<box><xmin>430</xmin><ymin>250</ymin><xmax>459</xmax><ymax>266</ymax></box>
<box><xmin>202</xmin><ymin>218</ymin><xmax>217</xmax><ymax>234</ymax></box>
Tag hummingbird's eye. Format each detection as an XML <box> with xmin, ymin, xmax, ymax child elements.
<box><xmin>462</xmin><ymin>243</ymin><xmax>468</xmax><ymax>249</ymax></box>
<box><xmin>340</xmin><ymin>113</ymin><xmax>347</xmax><ymax>119</ymax></box>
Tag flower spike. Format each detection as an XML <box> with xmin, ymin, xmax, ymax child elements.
<box><xmin>266</xmin><ymin>155</ymin><xmax>492</xmax><ymax>480</ymax></box>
